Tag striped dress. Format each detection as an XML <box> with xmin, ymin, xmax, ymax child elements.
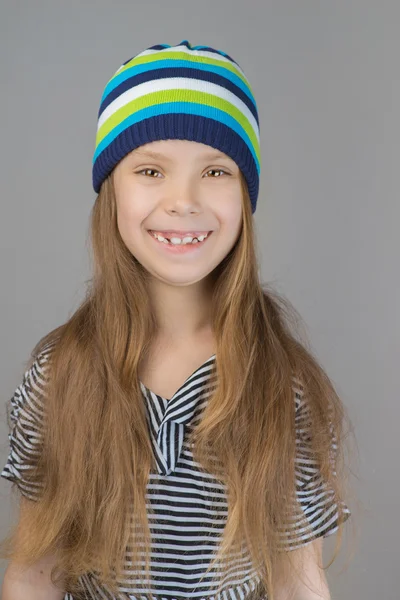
<box><xmin>1</xmin><ymin>342</ymin><xmax>351</xmax><ymax>599</ymax></box>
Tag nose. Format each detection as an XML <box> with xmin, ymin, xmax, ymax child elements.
<box><xmin>163</xmin><ymin>177</ymin><xmax>201</xmax><ymax>215</ymax></box>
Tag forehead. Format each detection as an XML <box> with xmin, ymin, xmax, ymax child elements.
<box><xmin>130</xmin><ymin>140</ymin><xmax>236</xmax><ymax>163</ymax></box>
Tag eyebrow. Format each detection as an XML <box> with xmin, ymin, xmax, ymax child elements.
<box><xmin>131</xmin><ymin>149</ymin><xmax>231</xmax><ymax>162</ymax></box>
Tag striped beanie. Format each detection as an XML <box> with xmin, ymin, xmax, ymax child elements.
<box><xmin>92</xmin><ymin>40</ymin><xmax>261</xmax><ymax>213</ymax></box>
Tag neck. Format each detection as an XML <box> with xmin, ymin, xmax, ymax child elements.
<box><xmin>147</xmin><ymin>276</ymin><xmax>215</xmax><ymax>342</ymax></box>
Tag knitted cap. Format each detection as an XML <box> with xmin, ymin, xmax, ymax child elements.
<box><xmin>92</xmin><ymin>40</ymin><xmax>261</xmax><ymax>213</ymax></box>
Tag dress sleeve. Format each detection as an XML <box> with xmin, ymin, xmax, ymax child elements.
<box><xmin>279</xmin><ymin>378</ymin><xmax>352</xmax><ymax>551</ymax></box>
<box><xmin>1</xmin><ymin>343</ymin><xmax>54</xmax><ymax>502</ymax></box>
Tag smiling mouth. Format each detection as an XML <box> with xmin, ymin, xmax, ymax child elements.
<box><xmin>148</xmin><ymin>230</ymin><xmax>213</xmax><ymax>245</ymax></box>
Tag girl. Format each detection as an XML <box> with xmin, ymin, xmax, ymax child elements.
<box><xmin>1</xmin><ymin>40</ymin><xmax>353</xmax><ymax>600</ymax></box>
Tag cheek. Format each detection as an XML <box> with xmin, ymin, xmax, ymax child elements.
<box><xmin>214</xmin><ymin>189</ymin><xmax>243</xmax><ymax>236</ymax></box>
<box><xmin>115</xmin><ymin>193</ymin><xmax>148</xmax><ymax>243</ymax></box>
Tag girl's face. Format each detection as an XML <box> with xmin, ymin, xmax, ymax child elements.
<box><xmin>112</xmin><ymin>139</ymin><xmax>243</xmax><ymax>287</ymax></box>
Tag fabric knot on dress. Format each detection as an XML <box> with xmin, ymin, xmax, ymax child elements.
<box><xmin>139</xmin><ymin>355</ymin><xmax>217</xmax><ymax>476</ymax></box>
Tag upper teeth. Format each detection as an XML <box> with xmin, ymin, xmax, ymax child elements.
<box><xmin>151</xmin><ymin>232</ymin><xmax>209</xmax><ymax>245</ymax></box>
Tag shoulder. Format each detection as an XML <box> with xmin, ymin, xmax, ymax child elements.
<box><xmin>290</xmin><ymin>374</ymin><xmax>314</xmax><ymax>448</ymax></box>
<box><xmin>290</xmin><ymin>374</ymin><xmax>308</xmax><ymax>415</ymax></box>
<box><xmin>31</xmin><ymin>338</ymin><xmax>58</xmax><ymax>374</ymax></box>
<box><xmin>7</xmin><ymin>340</ymin><xmax>57</xmax><ymax>428</ymax></box>
<box><xmin>1</xmin><ymin>340</ymin><xmax>58</xmax><ymax>500</ymax></box>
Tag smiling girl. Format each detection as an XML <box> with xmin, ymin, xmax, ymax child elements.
<box><xmin>1</xmin><ymin>40</ymin><xmax>353</xmax><ymax>600</ymax></box>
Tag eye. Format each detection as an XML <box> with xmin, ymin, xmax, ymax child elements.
<box><xmin>204</xmin><ymin>169</ymin><xmax>230</xmax><ymax>178</ymax></box>
<box><xmin>136</xmin><ymin>168</ymin><xmax>162</xmax><ymax>178</ymax></box>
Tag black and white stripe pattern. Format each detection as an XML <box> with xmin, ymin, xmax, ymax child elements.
<box><xmin>1</xmin><ymin>345</ymin><xmax>351</xmax><ymax>600</ymax></box>
<box><xmin>139</xmin><ymin>356</ymin><xmax>217</xmax><ymax>476</ymax></box>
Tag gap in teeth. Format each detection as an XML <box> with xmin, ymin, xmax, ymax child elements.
<box><xmin>151</xmin><ymin>231</ymin><xmax>208</xmax><ymax>245</ymax></box>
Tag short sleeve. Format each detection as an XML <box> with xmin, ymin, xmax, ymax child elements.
<box><xmin>1</xmin><ymin>344</ymin><xmax>54</xmax><ymax>501</ymax></box>
<box><xmin>279</xmin><ymin>378</ymin><xmax>351</xmax><ymax>550</ymax></box>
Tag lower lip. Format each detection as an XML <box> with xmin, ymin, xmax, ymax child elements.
<box><xmin>147</xmin><ymin>231</ymin><xmax>213</xmax><ymax>254</ymax></box>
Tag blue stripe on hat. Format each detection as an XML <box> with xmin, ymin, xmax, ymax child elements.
<box><xmin>99</xmin><ymin>66</ymin><xmax>259</xmax><ymax>123</ymax></box>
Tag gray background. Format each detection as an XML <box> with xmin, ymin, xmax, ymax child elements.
<box><xmin>0</xmin><ymin>1</ymin><xmax>398</xmax><ymax>598</ymax></box>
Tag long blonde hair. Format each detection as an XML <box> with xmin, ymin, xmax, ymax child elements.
<box><xmin>1</xmin><ymin>171</ymin><xmax>356</xmax><ymax>599</ymax></box>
